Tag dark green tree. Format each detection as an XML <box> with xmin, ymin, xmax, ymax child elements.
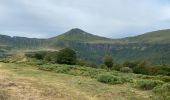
<box><xmin>103</xmin><ymin>55</ymin><xmax>113</xmax><ymax>69</ymax></box>
<box><xmin>57</xmin><ymin>48</ymin><xmax>77</xmax><ymax>65</ymax></box>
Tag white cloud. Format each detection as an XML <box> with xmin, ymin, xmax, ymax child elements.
<box><xmin>0</xmin><ymin>0</ymin><xmax>170</xmax><ymax>38</ymax></box>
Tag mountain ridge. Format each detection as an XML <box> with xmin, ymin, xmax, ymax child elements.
<box><xmin>49</xmin><ymin>28</ymin><xmax>112</xmax><ymax>43</ymax></box>
<box><xmin>124</xmin><ymin>29</ymin><xmax>170</xmax><ymax>44</ymax></box>
<box><xmin>1</xmin><ymin>28</ymin><xmax>170</xmax><ymax>44</ymax></box>
<box><xmin>0</xmin><ymin>28</ymin><xmax>170</xmax><ymax>64</ymax></box>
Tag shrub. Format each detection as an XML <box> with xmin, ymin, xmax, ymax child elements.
<box><xmin>156</xmin><ymin>65</ymin><xmax>170</xmax><ymax>76</ymax></box>
<box><xmin>97</xmin><ymin>74</ymin><xmax>125</xmax><ymax>84</ymax></box>
<box><xmin>134</xmin><ymin>79</ymin><xmax>164</xmax><ymax>90</ymax></box>
<box><xmin>57</xmin><ymin>48</ymin><xmax>77</xmax><ymax>65</ymax></box>
<box><xmin>26</xmin><ymin>51</ymin><xmax>47</xmax><ymax>60</ymax></box>
<box><xmin>121</xmin><ymin>76</ymin><xmax>133</xmax><ymax>83</ymax></box>
<box><xmin>103</xmin><ymin>56</ymin><xmax>113</xmax><ymax>69</ymax></box>
<box><xmin>123</xmin><ymin>61</ymin><xmax>139</xmax><ymax>69</ymax></box>
<box><xmin>160</xmin><ymin>76</ymin><xmax>170</xmax><ymax>82</ymax></box>
<box><xmin>120</xmin><ymin>67</ymin><xmax>133</xmax><ymax>73</ymax></box>
<box><xmin>76</xmin><ymin>59</ymin><xmax>86</xmax><ymax>66</ymax></box>
<box><xmin>44</xmin><ymin>51</ymin><xmax>58</xmax><ymax>63</ymax></box>
<box><xmin>153</xmin><ymin>84</ymin><xmax>170</xmax><ymax>100</ymax></box>
<box><xmin>98</xmin><ymin>64</ymin><xmax>107</xmax><ymax>69</ymax></box>
<box><xmin>133</xmin><ymin>61</ymin><xmax>152</xmax><ymax>75</ymax></box>
<box><xmin>112</xmin><ymin>64</ymin><xmax>122</xmax><ymax>71</ymax></box>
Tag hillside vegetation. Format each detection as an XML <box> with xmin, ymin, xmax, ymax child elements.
<box><xmin>0</xmin><ymin>46</ymin><xmax>170</xmax><ymax>100</ymax></box>
<box><xmin>1</xmin><ymin>58</ymin><xmax>170</xmax><ymax>100</ymax></box>
<box><xmin>0</xmin><ymin>28</ymin><xmax>170</xmax><ymax>64</ymax></box>
<box><xmin>125</xmin><ymin>29</ymin><xmax>170</xmax><ymax>43</ymax></box>
<box><xmin>0</xmin><ymin>62</ymin><xmax>157</xmax><ymax>100</ymax></box>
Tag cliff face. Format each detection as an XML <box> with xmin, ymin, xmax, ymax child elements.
<box><xmin>55</xmin><ymin>42</ymin><xmax>170</xmax><ymax>64</ymax></box>
<box><xmin>0</xmin><ymin>28</ymin><xmax>170</xmax><ymax>64</ymax></box>
<box><xmin>0</xmin><ymin>35</ymin><xmax>46</xmax><ymax>49</ymax></box>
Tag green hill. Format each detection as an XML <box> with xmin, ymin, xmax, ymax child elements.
<box><xmin>49</xmin><ymin>28</ymin><xmax>112</xmax><ymax>43</ymax></box>
<box><xmin>0</xmin><ymin>28</ymin><xmax>170</xmax><ymax>65</ymax></box>
<box><xmin>124</xmin><ymin>29</ymin><xmax>170</xmax><ymax>43</ymax></box>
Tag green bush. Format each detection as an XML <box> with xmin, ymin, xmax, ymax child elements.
<box><xmin>112</xmin><ymin>64</ymin><xmax>122</xmax><ymax>71</ymax></box>
<box><xmin>156</xmin><ymin>65</ymin><xmax>170</xmax><ymax>76</ymax></box>
<box><xmin>57</xmin><ymin>48</ymin><xmax>77</xmax><ymax>65</ymax></box>
<box><xmin>123</xmin><ymin>61</ymin><xmax>139</xmax><ymax>69</ymax></box>
<box><xmin>160</xmin><ymin>76</ymin><xmax>170</xmax><ymax>82</ymax></box>
<box><xmin>25</xmin><ymin>51</ymin><xmax>47</xmax><ymax>60</ymax></box>
<box><xmin>133</xmin><ymin>61</ymin><xmax>152</xmax><ymax>75</ymax></box>
<box><xmin>153</xmin><ymin>84</ymin><xmax>170</xmax><ymax>100</ymax></box>
<box><xmin>44</xmin><ymin>51</ymin><xmax>58</xmax><ymax>63</ymax></box>
<box><xmin>97</xmin><ymin>74</ymin><xmax>125</xmax><ymax>84</ymax></box>
<box><xmin>103</xmin><ymin>56</ymin><xmax>113</xmax><ymax>69</ymax></box>
<box><xmin>134</xmin><ymin>79</ymin><xmax>164</xmax><ymax>90</ymax></box>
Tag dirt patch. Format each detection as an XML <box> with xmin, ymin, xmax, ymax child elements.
<box><xmin>0</xmin><ymin>69</ymin><xmax>44</xmax><ymax>100</ymax></box>
<box><xmin>0</xmin><ymin>69</ymin><xmax>82</xmax><ymax>100</ymax></box>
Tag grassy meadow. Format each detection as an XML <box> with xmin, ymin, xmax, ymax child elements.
<box><xmin>0</xmin><ymin>61</ymin><xmax>169</xmax><ymax>100</ymax></box>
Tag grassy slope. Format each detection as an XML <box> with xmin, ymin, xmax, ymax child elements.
<box><xmin>124</xmin><ymin>29</ymin><xmax>170</xmax><ymax>43</ymax></box>
<box><xmin>48</xmin><ymin>28</ymin><xmax>113</xmax><ymax>44</ymax></box>
<box><xmin>49</xmin><ymin>29</ymin><xmax>170</xmax><ymax>44</ymax></box>
<box><xmin>0</xmin><ymin>63</ymin><xmax>152</xmax><ymax>100</ymax></box>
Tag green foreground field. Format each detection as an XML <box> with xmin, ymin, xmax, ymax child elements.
<box><xmin>0</xmin><ymin>62</ymin><xmax>166</xmax><ymax>100</ymax></box>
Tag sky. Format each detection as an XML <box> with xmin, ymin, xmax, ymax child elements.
<box><xmin>0</xmin><ymin>0</ymin><xmax>170</xmax><ymax>38</ymax></box>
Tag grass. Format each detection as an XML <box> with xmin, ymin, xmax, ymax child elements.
<box><xmin>0</xmin><ymin>90</ymin><xmax>9</xmax><ymax>100</ymax></box>
<box><xmin>97</xmin><ymin>74</ymin><xmax>128</xmax><ymax>84</ymax></box>
<box><xmin>0</xmin><ymin>62</ymin><xmax>154</xmax><ymax>100</ymax></box>
<box><xmin>133</xmin><ymin>79</ymin><xmax>164</xmax><ymax>90</ymax></box>
<box><xmin>153</xmin><ymin>83</ymin><xmax>170</xmax><ymax>100</ymax></box>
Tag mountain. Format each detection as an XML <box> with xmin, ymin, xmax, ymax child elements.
<box><xmin>124</xmin><ymin>29</ymin><xmax>170</xmax><ymax>44</ymax></box>
<box><xmin>49</xmin><ymin>28</ymin><xmax>111</xmax><ymax>43</ymax></box>
<box><xmin>0</xmin><ymin>28</ymin><xmax>170</xmax><ymax>65</ymax></box>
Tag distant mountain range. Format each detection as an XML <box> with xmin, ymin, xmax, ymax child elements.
<box><xmin>0</xmin><ymin>28</ymin><xmax>170</xmax><ymax>64</ymax></box>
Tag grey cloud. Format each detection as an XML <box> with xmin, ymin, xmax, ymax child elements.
<box><xmin>0</xmin><ymin>0</ymin><xmax>170</xmax><ymax>38</ymax></box>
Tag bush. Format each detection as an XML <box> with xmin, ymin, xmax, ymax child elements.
<box><xmin>160</xmin><ymin>76</ymin><xmax>170</xmax><ymax>82</ymax></box>
<box><xmin>120</xmin><ymin>67</ymin><xmax>133</xmax><ymax>73</ymax></box>
<box><xmin>103</xmin><ymin>56</ymin><xmax>113</xmax><ymax>69</ymax></box>
<box><xmin>112</xmin><ymin>64</ymin><xmax>122</xmax><ymax>71</ymax></box>
<box><xmin>76</xmin><ymin>59</ymin><xmax>86</xmax><ymax>66</ymax></box>
<box><xmin>123</xmin><ymin>61</ymin><xmax>139</xmax><ymax>69</ymax></box>
<box><xmin>98</xmin><ymin>64</ymin><xmax>107</xmax><ymax>69</ymax></box>
<box><xmin>133</xmin><ymin>61</ymin><xmax>152</xmax><ymax>75</ymax></box>
<box><xmin>97</xmin><ymin>74</ymin><xmax>125</xmax><ymax>84</ymax></box>
<box><xmin>156</xmin><ymin>65</ymin><xmax>170</xmax><ymax>76</ymax></box>
<box><xmin>57</xmin><ymin>48</ymin><xmax>77</xmax><ymax>65</ymax></box>
<box><xmin>134</xmin><ymin>79</ymin><xmax>164</xmax><ymax>90</ymax></box>
<box><xmin>153</xmin><ymin>84</ymin><xmax>170</xmax><ymax>100</ymax></box>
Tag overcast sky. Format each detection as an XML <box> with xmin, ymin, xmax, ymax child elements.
<box><xmin>0</xmin><ymin>0</ymin><xmax>170</xmax><ymax>38</ymax></box>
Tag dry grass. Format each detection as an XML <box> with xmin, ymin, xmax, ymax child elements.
<box><xmin>0</xmin><ymin>63</ymin><xmax>153</xmax><ymax>100</ymax></box>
